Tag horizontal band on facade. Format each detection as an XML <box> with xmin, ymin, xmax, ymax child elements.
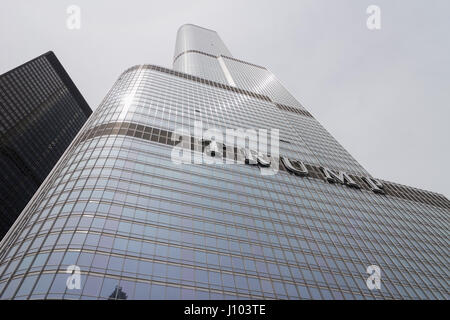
<box><xmin>173</xmin><ymin>49</ymin><xmax>216</xmax><ymax>62</ymax></box>
<box><xmin>120</xmin><ymin>64</ymin><xmax>313</xmax><ymax>119</ymax></box>
<box><xmin>173</xmin><ymin>49</ymin><xmax>267</xmax><ymax>70</ymax></box>
<box><xmin>276</xmin><ymin>103</ymin><xmax>314</xmax><ymax>118</ymax></box>
<box><xmin>79</xmin><ymin>121</ymin><xmax>450</xmax><ymax>210</ymax></box>
<box><xmin>171</xmin><ymin>52</ymin><xmax>312</xmax><ymax>118</ymax></box>
<box><xmin>121</xmin><ymin>64</ymin><xmax>272</xmax><ymax>102</ymax></box>
<box><xmin>221</xmin><ymin>55</ymin><xmax>267</xmax><ymax>70</ymax></box>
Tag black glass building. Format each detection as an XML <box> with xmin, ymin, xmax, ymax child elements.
<box><xmin>0</xmin><ymin>26</ymin><xmax>448</xmax><ymax>300</ymax></box>
<box><xmin>0</xmin><ymin>51</ymin><xmax>91</xmax><ymax>239</ymax></box>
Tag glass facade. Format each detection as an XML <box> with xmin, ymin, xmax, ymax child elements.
<box><xmin>0</xmin><ymin>25</ymin><xmax>448</xmax><ymax>300</ymax></box>
<box><xmin>0</xmin><ymin>51</ymin><xmax>92</xmax><ymax>239</ymax></box>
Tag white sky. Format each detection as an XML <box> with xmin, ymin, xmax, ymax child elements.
<box><xmin>1</xmin><ymin>0</ymin><xmax>449</xmax><ymax>197</ymax></box>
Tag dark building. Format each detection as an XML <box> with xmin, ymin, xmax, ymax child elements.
<box><xmin>0</xmin><ymin>26</ymin><xmax>448</xmax><ymax>300</ymax></box>
<box><xmin>0</xmin><ymin>51</ymin><xmax>91</xmax><ymax>239</ymax></box>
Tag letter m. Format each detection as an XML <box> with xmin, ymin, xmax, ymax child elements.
<box><xmin>321</xmin><ymin>167</ymin><xmax>360</xmax><ymax>188</ymax></box>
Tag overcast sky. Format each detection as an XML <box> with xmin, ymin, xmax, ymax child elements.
<box><xmin>1</xmin><ymin>0</ymin><xmax>449</xmax><ymax>197</ymax></box>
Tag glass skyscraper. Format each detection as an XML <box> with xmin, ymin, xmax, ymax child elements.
<box><xmin>0</xmin><ymin>25</ymin><xmax>448</xmax><ymax>300</ymax></box>
<box><xmin>0</xmin><ymin>51</ymin><xmax>91</xmax><ymax>239</ymax></box>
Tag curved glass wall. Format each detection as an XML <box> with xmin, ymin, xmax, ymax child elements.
<box><xmin>0</xmin><ymin>66</ymin><xmax>447</xmax><ymax>300</ymax></box>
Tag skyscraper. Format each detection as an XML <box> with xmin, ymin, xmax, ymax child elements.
<box><xmin>0</xmin><ymin>51</ymin><xmax>91</xmax><ymax>239</ymax></box>
<box><xmin>0</xmin><ymin>25</ymin><xmax>448</xmax><ymax>300</ymax></box>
